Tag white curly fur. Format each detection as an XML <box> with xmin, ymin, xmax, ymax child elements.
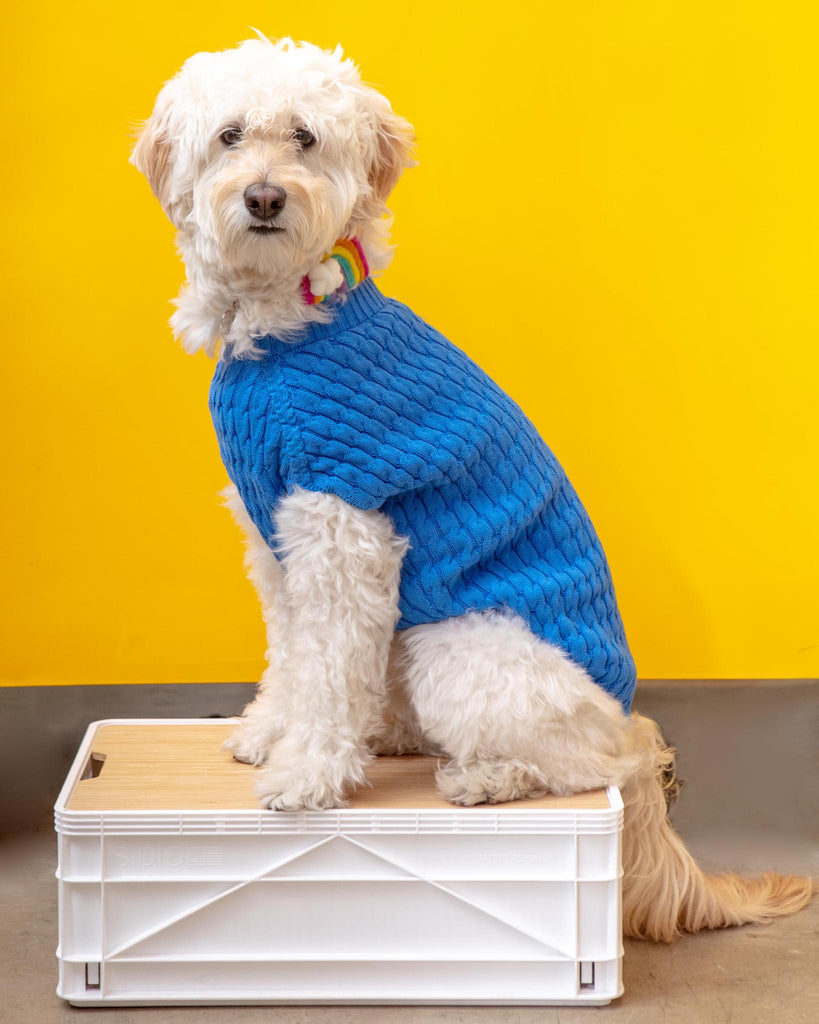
<box><xmin>131</xmin><ymin>34</ymin><xmax>413</xmax><ymax>356</ymax></box>
<box><xmin>251</xmin><ymin>487</ymin><xmax>407</xmax><ymax>810</ymax></box>
<box><xmin>396</xmin><ymin>611</ymin><xmax>643</xmax><ymax>804</ymax></box>
<box><xmin>133</xmin><ymin>37</ymin><xmax>815</xmax><ymax>941</ymax></box>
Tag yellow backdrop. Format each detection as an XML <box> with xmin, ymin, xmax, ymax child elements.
<box><xmin>3</xmin><ymin>2</ymin><xmax>817</xmax><ymax>685</ymax></box>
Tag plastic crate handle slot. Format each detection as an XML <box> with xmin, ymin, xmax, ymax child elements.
<box><xmin>579</xmin><ymin>961</ymin><xmax>596</xmax><ymax>989</ymax></box>
<box><xmin>80</xmin><ymin>751</ymin><xmax>107</xmax><ymax>781</ymax></box>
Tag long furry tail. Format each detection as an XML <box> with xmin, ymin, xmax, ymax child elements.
<box><xmin>621</xmin><ymin>714</ymin><xmax>816</xmax><ymax>942</ymax></box>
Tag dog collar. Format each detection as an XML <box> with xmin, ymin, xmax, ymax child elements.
<box><xmin>301</xmin><ymin>237</ymin><xmax>369</xmax><ymax>305</ymax></box>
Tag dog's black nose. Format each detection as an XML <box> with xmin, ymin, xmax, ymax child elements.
<box><xmin>243</xmin><ymin>183</ymin><xmax>287</xmax><ymax>220</ymax></box>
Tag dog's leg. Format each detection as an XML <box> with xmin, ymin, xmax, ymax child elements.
<box><xmin>220</xmin><ymin>485</ymin><xmax>290</xmax><ymax>765</ymax></box>
<box><xmin>621</xmin><ymin>714</ymin><xmax>816</xmax><ymax>940</ymax></box>
<box><xmin>401</xmin><ymin>610</ymin><xmax>639</xmax><ymax>804</ymax></box>
<box><xmin>254</xmin><ymin>488</ymin><xmax>407</xmax><ymax>810</ymax></box>
<box><xmin>367</xmin><ymin>635</ymin><xmax>445</xmax><ymax>756</ymax></box>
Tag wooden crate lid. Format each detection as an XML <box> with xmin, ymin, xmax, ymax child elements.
<box><xmin>67</xmin><ymin>722</ymin><xmax>611</xmax><ymax>812</ymax></box>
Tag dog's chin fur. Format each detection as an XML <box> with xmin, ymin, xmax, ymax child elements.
<box><xmin>133</xmin><ymin>37</ymin><xmax>816</xmax><ymax>943</ymax></box>
<box><xmin>131</xmin><ymin>35</ymin><xmax>413</xmax><ymax>356</ymax></box>
<box><xmin>170</xmin><ymin>214</ymin><xmax>395</xmax><ymax>357</ymax></box>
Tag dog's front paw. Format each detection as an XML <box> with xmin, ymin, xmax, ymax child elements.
<box><xmin>223</xmin><ymin>724</ymin><xmax>272</xmax><ymax>766</ymax></box>
<box><xmin>254</xmin><ymin>757</ymin><xmax>348</xmax><ymax>811</ymax></box>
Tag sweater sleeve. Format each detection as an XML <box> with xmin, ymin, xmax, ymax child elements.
<box><xmin>278</xmin><ymin>368</ymin><xmax>456</xmax><ymax>512</ymax></box>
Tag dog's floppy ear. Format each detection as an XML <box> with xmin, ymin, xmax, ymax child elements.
<box><xmin>130</xmin><ymin>90</ymin><xmax>177</xmax><ymax>222</ymax></box>
<box><xmin>355</xmin><ymin>90</ymin><xmax>416</xmax><ymax>219</ymax></box>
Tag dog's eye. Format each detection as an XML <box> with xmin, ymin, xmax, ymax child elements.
<box><xmin>293</xmin><ymin>127</ymin><xmax>316</xmax><ymax>149</ymax></box>
<box><xmin>219</xmin><ymin>127</ymin><xmax>243</xmax><ymax>148</ymax></box>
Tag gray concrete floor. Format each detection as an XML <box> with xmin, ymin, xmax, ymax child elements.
<box><xmin>1</xmin><ymin>680</ymin><xmax>817</xmax><ymax>1023</ymax></box>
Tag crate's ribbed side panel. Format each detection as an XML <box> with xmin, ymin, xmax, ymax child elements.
<box><xmin>56</xmin><ymin>807</ymin><xmax>623</xmax><ymax>836</ymax></box>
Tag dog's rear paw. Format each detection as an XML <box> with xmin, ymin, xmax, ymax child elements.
<box><xmin>436</xmin><ymin>759</ymin><xmax>547</xmax><ymax>806</ymax></box>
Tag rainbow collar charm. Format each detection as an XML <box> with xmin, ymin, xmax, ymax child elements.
<box><xmin>301</xmin><ymin>237</ymin><xmax>369</xmax><ymax>306</ymax></box>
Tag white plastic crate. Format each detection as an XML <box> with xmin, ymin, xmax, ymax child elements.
<box><xmin>55</xmin><ymin>719</ymin><xmax>624</xmax><ymax>1006</ymax></box>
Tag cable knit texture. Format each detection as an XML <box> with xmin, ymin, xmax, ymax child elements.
<box><xmin>210</xmin><ymin>279</ymin><xmax>637</xmax><ymax>710</ymax></box>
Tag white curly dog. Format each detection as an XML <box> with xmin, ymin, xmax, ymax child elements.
<box><xmin>132</xmin><ymin>35</ymin><xmax>813</xmax><ymax>941</ymax></box>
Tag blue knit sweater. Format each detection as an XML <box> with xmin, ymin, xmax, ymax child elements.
<box><xmin>209</xmin><ymin>279</ymin><xmax>637</xmax><ymax>710</ymax></box>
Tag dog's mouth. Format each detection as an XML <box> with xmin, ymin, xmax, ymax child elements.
<box><xmin>248</xmin><ymin>224</ymin><xmax>285</xmax><ymax>235</ymax></box>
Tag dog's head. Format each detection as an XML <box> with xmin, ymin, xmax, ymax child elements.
<box><xmin>131</xmin><ymin>36</ymin><xmax>414</xmax><ymax>284</ymax></box>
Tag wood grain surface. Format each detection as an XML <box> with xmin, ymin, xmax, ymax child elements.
<box><xmin>67</xmin><ymin>723</ymin><xmax>611</xmax><ymax>812</ymax></box>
